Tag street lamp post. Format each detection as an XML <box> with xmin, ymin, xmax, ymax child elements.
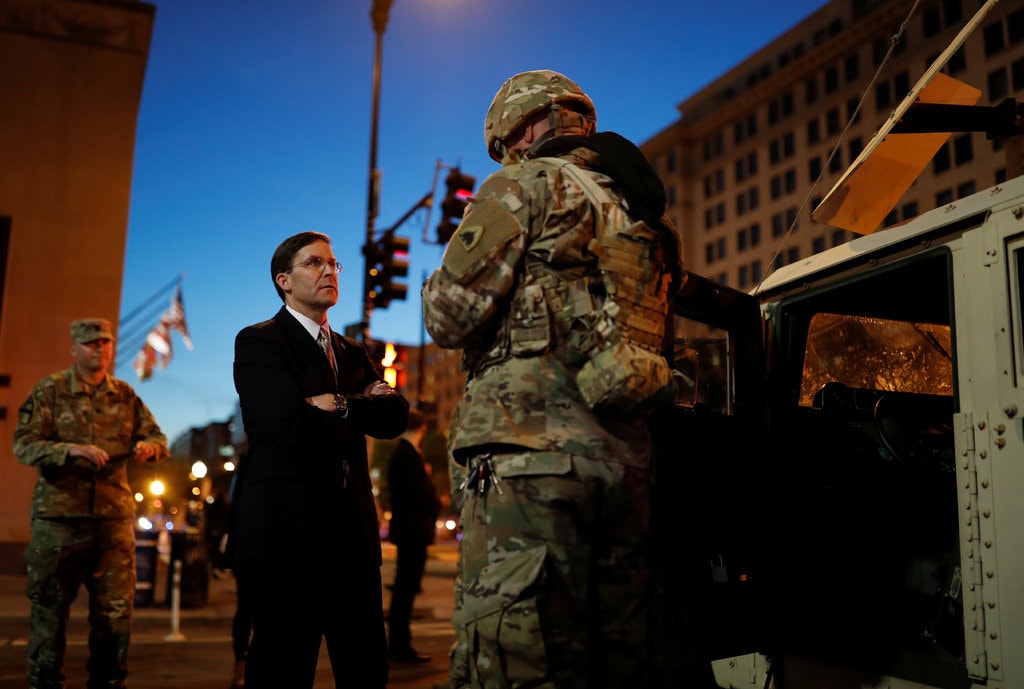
<box><xmin>362</xmin><ymin>0</ymin><xmax>394</xmax><ymax>342</ymax></box>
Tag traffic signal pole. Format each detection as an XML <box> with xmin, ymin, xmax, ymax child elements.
<box><xmin>362</xmin><ymin>0</ymin><xmax>393</xmax><ymax>342</ymax></box>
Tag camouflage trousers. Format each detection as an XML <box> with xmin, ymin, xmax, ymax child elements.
<box><xmin>449</xmin><ymin>450</ymin><xmax>652</xmax><ymax>689</ymax></box>
<box><xmin>25</xmin><ymin>517</ymin><xmax>136</xmax><ymax>689</ymax></box>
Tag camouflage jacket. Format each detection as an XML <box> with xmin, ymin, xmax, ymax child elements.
<box><xmin>13</xmin><ymin>368</ymin><xmax>169</xmax><ymax>519</ymax></box>
<box><xmin>422</xmin><ymin>145</ymin><xmax>682</xmax><ymax>466</ymax></box>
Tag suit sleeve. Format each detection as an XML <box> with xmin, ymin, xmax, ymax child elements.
<box><xmin>339</xmin><ymin>340</ymin><xmax>409</xmax><ymax>440</ymax></box>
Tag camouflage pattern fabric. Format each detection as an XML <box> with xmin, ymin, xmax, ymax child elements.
<box><xmin>13</xmin><ymin>367</ymin><xmax>167</xmax><ymax>689</ymax></box>
<box><xmin>25</xmin><ymin>518</ymin><xmax>135</xmax><ymax>689</ymax></box>
<box><xmin>449</xmin><ymin>451</ymin><xmax>651</xmax><ymax>688</ymax></box>
<box><xmin>13</xmin><ymin>367</ymin><xmax>169</xmax><ymax>518</ymax></box>
<box><xmin>423</xmin><ymin>141</ymin><xmax>679</xmax><ymax>687</ymax></box>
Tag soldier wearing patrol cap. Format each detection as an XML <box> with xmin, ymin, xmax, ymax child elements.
<box><xmin>423</xmin><ymin>71</ymin><xmax>684</xmax><ymax>688</ymax></box>
<box><xmin>13</xmin><ymin>317</ymin><xmax>169</xmax><ymax>689</ymax></box>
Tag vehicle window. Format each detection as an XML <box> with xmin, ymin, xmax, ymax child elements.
<box><xmin>798</xmin><ymin>312</ymin><xmax>953</xmax><ymax>406</ymax></box>
<box><xmin>671</xmin><ymin>316</ymin><xmax>733</xmax><ymax>414</ymax></box>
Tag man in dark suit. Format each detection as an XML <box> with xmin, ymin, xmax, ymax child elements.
<box><xmin>386</xmin><ymin>408</ymin><xmax>441</xmax><ymax>663</ymax></box>
<box><xmin>233</xmin><ymin>231</ymin><xmax>408</xmax><ymax>689</ymax></box>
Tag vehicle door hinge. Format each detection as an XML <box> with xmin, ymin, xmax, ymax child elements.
<box><xmin>955</xmin><ymin>411</ymin><xmax>1002</xmax><ymax>680</ymax></box>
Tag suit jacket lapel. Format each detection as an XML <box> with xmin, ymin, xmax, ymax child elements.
<box><xmin>274</xmin><ymin>307</ymin><xmax>337</xmax><ymax>391</ymax></box>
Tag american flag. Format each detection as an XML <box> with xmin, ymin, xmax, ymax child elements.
<box><xmin>133</xmin><ymin>285</ymin><xmax>193</xmax><ymax>380</ymax></box>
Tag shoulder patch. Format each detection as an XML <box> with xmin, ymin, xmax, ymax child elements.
<box><xmin>443</xmin><ymin>196</ymin><xmax>523</xmax><ymax>281</ymax></box>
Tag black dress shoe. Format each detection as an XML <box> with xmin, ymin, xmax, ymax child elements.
<box><xmin>389</xmin><ymin>648</ymin><xmax>431</xmax><ymax>664</ymax></box>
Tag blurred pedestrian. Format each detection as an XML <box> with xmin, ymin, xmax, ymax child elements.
<box><xmin>13</xmin><ymin>317</ymin><xmax>169</xmax><ymax>689</ymax></box>
<box><xmin>422</xmin><ymin>70</ymin><xmax>683</xmax><ymax>688</ymax></box>
<box><xmin>203</xmin><ymin>490</ymin><xmax>229</xmax><ymax>577</ymax></box>
<box><xmin>386</xmin><ymin>408</ymin><xmax>441</xmax><ymax>664</ymax></box>
<box><xmin>222</xmin><ymin>455</ymin><xmax>255</xmax><ymax>689</ymax></box>
<box><xmin>232</xmin><ymin>231</ymin><xmax>409</xmax><ymax>689</ymax></box>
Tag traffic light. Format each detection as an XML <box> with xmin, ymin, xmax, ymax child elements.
<box><xmin>367</xmin><ymin>230</ymin><xmax>410</xmax><ymax>310</ymax></box>
<box><xmin>436</xmin><ymin>167</ymin><xmax>476</xmax><ymax>244</ymax></box>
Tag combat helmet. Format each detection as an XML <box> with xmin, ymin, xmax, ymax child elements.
<box><xmin>485</xmin><ymin>70</ymin><xmax>596</xmax><ymax>162</ymax></box>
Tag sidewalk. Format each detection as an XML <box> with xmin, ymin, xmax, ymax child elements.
<box><xmin>0</xmin><ymin>541</ymin><xmax>459</xmax><ymax>688</ymax></box>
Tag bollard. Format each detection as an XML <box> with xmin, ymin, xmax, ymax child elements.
<box><xmin>164</xmin><ymin>559</ymin><xmax>187</xmax><ymax>641</ymax></box>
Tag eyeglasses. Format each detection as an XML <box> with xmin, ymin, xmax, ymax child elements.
<box><xmin>290</xmin><ymin>256</ymin><xmax>342</xmax><ymax>273</ymax></box>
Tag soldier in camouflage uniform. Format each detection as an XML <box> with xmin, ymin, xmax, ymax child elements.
<box><xmin>13</xmin><ymin>318</ymin><xmax>169</xmax><ymax>689</ymax></box>
<box><xmin>422</xmin><ymin>71</ymin><xmax>684</xmax><ymax>688</ymax></box>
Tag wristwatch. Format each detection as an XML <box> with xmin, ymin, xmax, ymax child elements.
<box><xmin>333</xmin><ymin>394</ymin><xmax>348</xmax><ymax>417</ymax></box>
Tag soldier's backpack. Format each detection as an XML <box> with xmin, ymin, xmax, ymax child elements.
<box><xmin>536</xmin><ymin>157</ymin><xmax>677</xmax><ymax>416</ymax></box>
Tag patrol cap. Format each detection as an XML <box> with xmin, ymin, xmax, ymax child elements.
<box><xmin>71</xmin><ymin>318</ymin><xmax>114</xmax><ymax>343</ymax></box>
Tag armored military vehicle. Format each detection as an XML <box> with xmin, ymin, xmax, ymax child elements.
<box><xmin>654</xmin><ymin>2</ymin><xmax>1022</xmax><ymax>687</ymax></box>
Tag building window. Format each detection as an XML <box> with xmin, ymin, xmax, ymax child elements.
<box><xmin>704</xmin><ymin>208</ymin><xmax>714</xmax><ymax>230</ymax></box>
<box><xmin>806</xmin><ymin>78</ymin><xmax>819</xmax><ymax>104</ymax></box>
<box><xmin>943</xmin><ymin>0</ymin><xmax>962</xmax><ymax>28</ymax></box>
<box><xmin>704</xmin><ymin>176</ymin><xmax>714</xmax><ymax>198</ymax></box>
<box><xmin>1012</xmin><ymin>57</ymin><xmax>1024</xmax><ymax>91</ymax></box>
<box><xmin>715</xmin><ymin>168</ymin><xmax>726</xmax><ymax>192</ymax></box>
<box><xmin>893</xmin><ymin>71</ymin><xmax>910</xmax><ymax>101</ymax></box>
<box><xmin>809</xmin><ymin>156</ymin><xmax>822</xmax><ymax>182</ymax></box>
<box><xmin>997</xmin><ymin>168</ymin><xmax>1008</xmax><ymax>184</ymax></box>
<box><xmin>957</xmin><ymin>181</ymin><xmax>976</xmax><ymax>199</ymax></box>
<box><xmin>825</xmin><ymin>65</ymin><xmax>839</xmax><ymax>93</ymax></box>
<box><xmin>829</xmin><ymin>149</ymin><xmax>844</xmax><ymax>173</ymax></box>
<box><xmin>736</xmin><ymin>193</ymin><xmax>747</xmax><ymax>216</ymax></box>
<box><xmin>988</xmin><ymin>67</ymin><xmax>1009</xmax><ymax>101</ymax></box>
<box><xmin>783</xmin><ymin>132</ymin><xmax>795</xmax><ymax>158</ymax></box>
<box><xmin>768</xmin><ymin>101</ymin><xmax>779</xmax><ymax>124</ymax></box>
<box><xmin>902</xmin><ymin>201</ymin><xmax>919</xmax><ymax>219</ymax></box>
<box><xmin>665</xmin><ymin>151</ymin><xmax>676</xmax><ymax>173</ymax></box>
<box><xmin>782</xmin><ymin>92</ymin><xmax>794</xmax><ymax>118</ymax></box>
<box><xmin>812</xmin><ymin>236</ymin><xmax>826</xmax><ymax>254</ymax></box>
<box><xmin>770</xmin><ymin>139</ymin><xmax>781</xmax><ymax>164</ymax></box>
<box><xmin>849</xmin><ymin>137</ymin><xmax>864</xmax><ymax>160</ymax></box>
<box><xmin>847</xmin><ymin>97</ymin><xmax>862</xmax><ymax>124</ymax></box>
<box><xmin>749</xmin><ymin>186</ymin><xmax>760</xmax><ymax>210</ymax></box>
<box><xmin>748</xmin><ymin>151</ymin><xmax>759</xmax><ymax>175</ymax></box>
<box><xmin>786</xmin><ymin>206</ymin><xmax>798</xmax><ymax>231</ymax></box>
<box><xmin>1009</xmin><ymin>7</ymin><xmax>1024</xmax><ymax>44</ymax></box>
<box><xmin>735</xmin><ymin>158</ymin><xmax>746</xmax><ymax>182</ymax></box>
<box><xmin>933</xmin><ymin>142</ymin><xmax>952</xmax><ymax>174</ymax></box>
<box><xmin>705</xmin><ymin>242</ymin><xmax>715</xmax><ymax>264</ymax></box>
<box><xmin>807</xmin><ymin>118</ymin><xmax>821</xmax><ymax>145</ymax></box>
<box><xmin>923</xmin><ymin>5</ymin><xmax>942</xmax><ymax>37</ymax></box>
<box><xmin>750</xmin><ymin>223</ymin><xmax>761</xmax><ymax>246</ymax></box>
<box><xmin>772</xmin><ymin>213</ymin><xmax>785</xmax><ymax>237</ymax></box>
<box><xmin>787</xmin><ymin>247</ymin><xmax>800</xmax><ymax>264</ymax></box>
<box><xmin>826</xmin><ymin>108</ymin><xmax>841</xmax><ymax>135</ymax></box>
<box><xmin>831</xmin><ymin>229</ymin><xmax>847</xmax><ymax>246</ymax></box>
<box><xmin>784</xmin><ymin>168</ymin><xmax>797</xmax><ymax>194</ymax></box>
<box><xmin>771</xmin><ymin>175</ymin><xmax>782</xmax><ymax>200</ymax></box>
<box><xmin>876</xmin><ymin>82</ymin><xmax>892</xmax><ymax>111</ymax></box>
<box><xmin>737</xmin><ymin>228</ymin><xmax>748</xmax><ymax>251</ymax></box>
<box><xmin>984</xmin><ymin>20</ymin><xmax>1006</xmax><ymax>56</ymax></box>
<box><xmin>936</xmin><ymin>189</ymin><xmax>954</xmax><ymax>206</ymax></box>
<box><xmin>883</xmin><ymin>209</ymin><xmax>899</xmax><ymax>227</ymax></box>
<box><xmin>667</xmin><ymin>185</ymin><xmax>677</xmax><ymax>207</ymax></box>
<box><xmin>747</xmin><ymin>114</ymin><xmax>758</xmax><ymax>137</ymax></box>
<box><xmin>946</xmin><ymin>46</ymin><xmax>967</xmax><ymax>75</ymax></box>
<box><xmin>716</xmin><ymin>202</ymin><xmax>726</xmax><ymax>225</ymax></box>
<box><xmin>734</xmin><ymin>122</ymin><xmax>745</xmax><ymax>145</ymax></box>
<box><xmin>953</xmin><ymin>133</ymin><xmax>973</xmax><ymax>165</ymax></box>
<box><xmin>717</xmin><ymin>237</ymin><xmax>727</xmax><ymax>260</ymax></box>
<box><xmin>845</xmin><ymin>54</ymin><xmax>859</xmax><ymax>82</ymax></box>
<box><xmin>752</xmin><ymin>260</ymin><xmax>763</xmax><ymax>282</ymax></box>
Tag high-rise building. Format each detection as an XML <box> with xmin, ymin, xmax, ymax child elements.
<box><xmin>641</xmin><ymin>0</ymin><xmax>1024</xmax><ymax>291</ymax></box>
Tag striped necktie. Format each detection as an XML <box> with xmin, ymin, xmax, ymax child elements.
<box><xmin>317</xmin><ymin>326</ymin><xmax>337</xmax><ymax>382</ymax></box>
